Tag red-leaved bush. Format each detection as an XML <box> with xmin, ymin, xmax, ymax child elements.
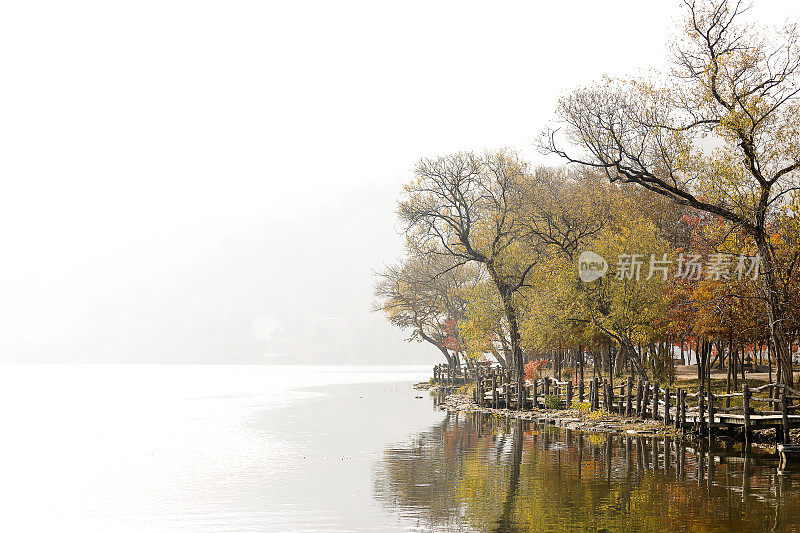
<box><xmin>524</xmin><ymin>359</ymin><xmax>545</xmax><ymax>382</ymax></box>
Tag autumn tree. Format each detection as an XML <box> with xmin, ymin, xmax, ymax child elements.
<box><xmin>458</xmin><ymin>277</ymin><xmax>516</xmax><ymax>368</ymax></box>
<box><xmin>399</xmin><ymin>151</ymin><xmax>543</xmax><ymax>401</ymax></box>
<box><xmin>544</xmin><ymin>0</ymin><xmax>800</xmax><ymax>385</ymax></box>
<box><xmin>519</xmin><ymin>167</ymin><xmax>610</xmax><ymax>261</ymax></box>
<box><xmin>374</xmin><ymin>253</ymin><xmax>480</xmax><ymax>367</ymax></box>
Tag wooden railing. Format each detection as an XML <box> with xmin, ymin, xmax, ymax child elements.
<box><xmin>470</xmin><ymin>369</ymin><xmax>800</xmax><ymax>443</ymax></box>
<box><xmin>432</xmin><ymin>363</ymin><xmax>485</xmax><ymax>386</ymax></box>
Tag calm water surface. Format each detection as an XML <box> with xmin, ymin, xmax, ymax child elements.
<box><xmin>378</xmin><ymin>408</ymin><xmax>800</xmax><ymax>532</ymax></box>
<box><xmin>0</xmin><ymin>365</ymin><xmax>798</xmax><ymax>532</ymax></box>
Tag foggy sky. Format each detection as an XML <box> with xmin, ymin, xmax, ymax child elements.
<box><xmin>2</xmin><ymin>1</ymin><xmax>798</xmax><ymax>364</ymax></box>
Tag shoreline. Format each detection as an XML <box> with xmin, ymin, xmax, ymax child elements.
<box><xmin>436</xmin><ymin>389</ymin><xmax>681</xmax><ymax>437</ymax></box>
<box><xmin>417</xmin><ymin>382</ymin><xmax>789</xmax><ymax>446</ymax></box>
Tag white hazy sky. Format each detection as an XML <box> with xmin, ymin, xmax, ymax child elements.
<box><xmin>1</xmin><ymin>1</ymin><xmax>798</xmax><ymax>363</ymax></box>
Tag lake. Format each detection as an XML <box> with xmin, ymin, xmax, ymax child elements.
<box><xmin>0</xmin><ymin>365</ymin><xmax>798</xmax><ymax>531</ymax></box>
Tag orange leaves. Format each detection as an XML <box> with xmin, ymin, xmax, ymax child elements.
<box><xmin>524</xmin><ymin>359</ymin><xmax>546</xmax><ymax>382</ymax></box>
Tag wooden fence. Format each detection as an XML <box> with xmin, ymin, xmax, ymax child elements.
<box><xmin>469</xmin><ymin>367</ymin><xmax>800</xmax><ymax>443</ymax></box>
<box><xmin>432</xmin><ymin>363</ymin><xmax>484</xmax><ymax>386</ymax></box>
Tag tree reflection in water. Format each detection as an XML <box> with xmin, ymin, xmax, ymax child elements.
<box><xmin>374</xmin><ymin>411</ymin><xmax>800</xmax><ymax>532</ymax></box>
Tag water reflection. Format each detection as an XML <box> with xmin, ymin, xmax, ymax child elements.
<box><xmin>375</xmin><ymin>412</ymin><xmax>800</xmax><ymax>532</ymax></box>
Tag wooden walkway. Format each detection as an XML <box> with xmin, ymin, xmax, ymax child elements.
<box><xmin>454</xmin><ymin>365</ymin><xmax>800</xmax><ymax>444</ymax></box>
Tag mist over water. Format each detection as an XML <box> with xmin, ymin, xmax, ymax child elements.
<box><xmin>0</xmin><ymin>185</ymin><xmax>434</xmax><ymax>366</ymax></box>
<box><xmin>0</xmin><ymin>365</ymin><xmax>435</xmax><ymax>532</ymax></box>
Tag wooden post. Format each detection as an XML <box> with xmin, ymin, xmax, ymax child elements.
<box><xmin>680</xmin><ymin>389</ymin><xmax>687</xmax><ymax>431</ymax></box>
<box><xmin>602</xmin><ymin>379</ymin><xmax>608</xmax><ymax>409</ymax></box>
<box><xmin>781</xmin><ymin>385</ymin><xmax>791</xmax><ymax>444</ymax></box>
<box><xmin>664</xmin><ymin>386</ymin><xmax>670</xmax><ymax>426</ymax></box>
<box><xmin>642</xmin><ymin>381</ymin><xmax>650</xmax><ymax>418</ymax></box>
<box><xmin>544</xmin><ymin>376</ymin><xmax>551</xmax><ymax>398</ymax></box>
<box><xmin>532</xmin><ymin>379</ymin><xmax>539</xmax><ymax>409</ymax></box>
<box><xmin>726</xmin><ymin>349</ymin><xmax>732</xmax><ymax>409</ymax></box>
<box><xmin>635</xmin><ymin>380</ymin><xmax>643</xmax><ymax>417</ymax></box>
<box><xmin>625</xmin><ymin>377</ymin><xmax>633</xmax><ymax>417</ymax></box>
<box><xmin>698</xmin><ymin>386</ymin><xmax>705</xmax><ymax>436</ymax></box>
<box><xmin>566</xmin><ymin>380</ymin><xmax>573</xmax><ymax>407</ymax></box>
<box><xmin>473</xmin><ymin>368</ymin><xmax>480</xmax><ymax>403</ymax></box>
<box><xmin>492</xmin><ymin>372</ymin><xmax>498</xmax><ymax>409</ymax></box>
<box><xmin>608</xmin><ymin>382</ymin><xmax>614</xmax><ymax>413</ymax></box>
<box><xmin>674</xmin><ymin>389</ymin><xmax>681</xmax><ymax>430</ymax></box>
<box><xmin>579</xmin><ymin>379</ymin><xmax>585</xmax><ymax>403</ymax></box>
<box><xmin>707</xmin><ymin>391</ymin><xmax>715</xmax><ymax>439</ymax></box>
<box><xmin>652</xmin><ymin>384</ymin><xmax>659</xmax><ymax>422</ymax></box>
<box><xmin>742</xmin><ymin>383</ymin><xmax>751</xmax><ymax>445</ymax></box>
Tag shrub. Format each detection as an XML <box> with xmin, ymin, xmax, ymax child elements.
<box><xmin>588</xmin><ymin>409</ymin><xmax>611</xmax><ymax>422</ymax></box>
<box><xmin>545</xmin><ymin>394</ymin><xmax>561</xmax><ymax>409</ymax></box>
<box><xmin>525</xmin><ymin>359</ymin><xmax>546</xmax><ymax>381</ymax></box>
<box><xmin>572</xmin><ymin>401</ymin><xmax>590</xmax><ymax>413</ymax></box>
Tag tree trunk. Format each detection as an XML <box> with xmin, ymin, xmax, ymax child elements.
<box><xmin>755</xmin><ymin>234</ymin><xmax>794</xmax><ymax>387</ymax></box>
<box><xmin>487</xmin><ymin>264</ymin><xmax>526</xmax><ymax>406</ymax></box>
<box><xmin>619</xmin><ymin>340</ymin><xmax>647</xmax><ymax>379</ymax></box>
<box><xmin>767</xmin><ymin>340</ymin><xmax>773</xmax><ymax>383</ymax></box>
<box><xmin>436</xmin><ymin>345</ymin><xmax>453</xmax><ymax>367</ymax></box>
<box><xmin>680</xmin><ymin>338</ymin><xmax>685</xmax><ymax>366</ymax></box>
<box><xmin>614</xmin><ymin>342</ymin><xmax>626</xmax><ymax>377</ymax></box>
<box><xmin>696</xmin><ymin>337</ymin><xmax>703</xmax><ymax>381</ymax></box>
<box><xmin>740</xmin><ymin>341</ymin><xmax>746</xmax><ymax>386</ymax></box>
<box><xmin>601</xmin><ymin>342</ymin><xmax>611</xmax><ymax>382</ymax></box>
